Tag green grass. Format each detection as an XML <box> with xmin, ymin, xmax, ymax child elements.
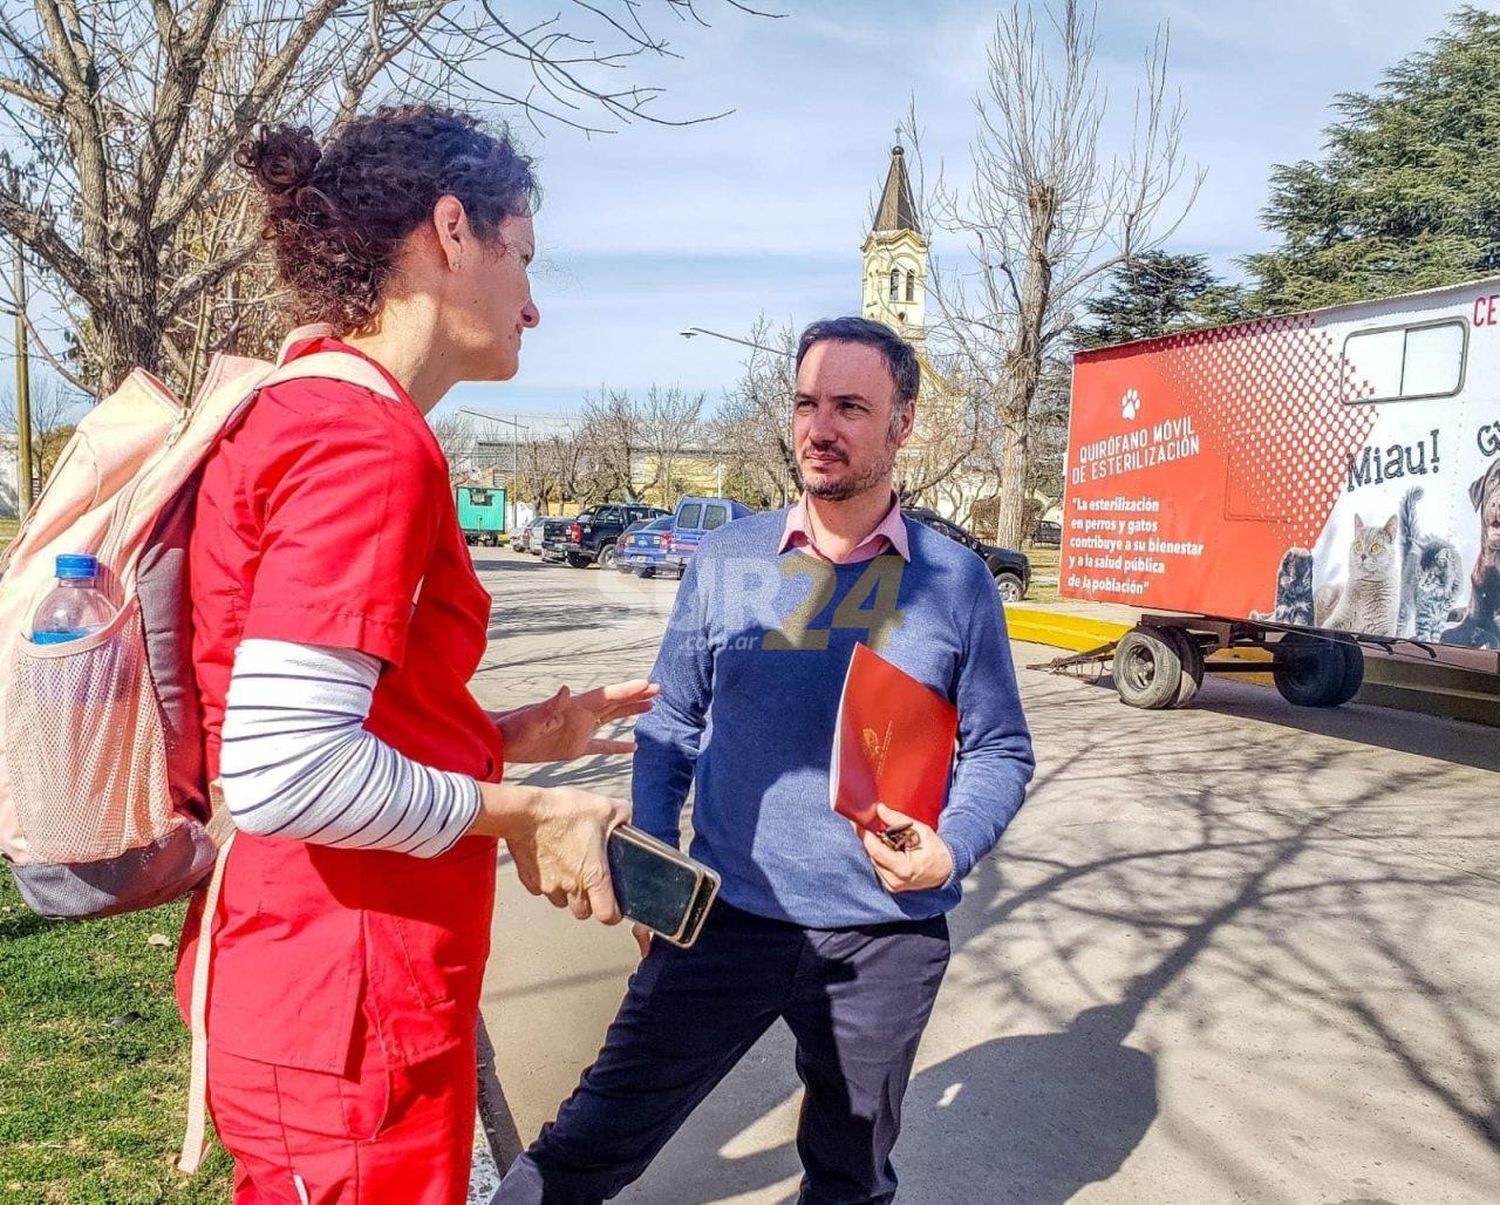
<box><xmin>0</xmin><ymin>866</ymin><xmax>232</xmax><ymax>1203</ymax></box>
<box><xmin>1025</xmin><ymin>545</ymin><xmax>1060</xmax><ymax>603</ymax></box>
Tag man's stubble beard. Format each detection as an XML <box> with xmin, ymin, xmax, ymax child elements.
<box><xmin>800</xmin><ymin>437</ymin><xmax>901</xmax><ymax>503</ymax></box>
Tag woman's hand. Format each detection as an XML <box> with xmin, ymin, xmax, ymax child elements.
<box><xmin>476</xmin><ymin>782</ymin><xmax>630</xmax><ymax>923</ymax></box>
<box><xmin>494</xmin><ymin>680</ymin><xmax>659</xmax><ymax>763</ymax></box>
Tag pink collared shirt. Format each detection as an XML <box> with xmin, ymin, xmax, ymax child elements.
<box><xmin>777</xmin><ymin>495</ymin><xmax>911</xmax><ymax>564</ymax></box>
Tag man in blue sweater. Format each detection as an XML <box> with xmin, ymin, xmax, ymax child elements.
<box><xmin>497</xmin><ymin>317</ymin><xmax>1035</xmax><ymax>1204</ymax></box>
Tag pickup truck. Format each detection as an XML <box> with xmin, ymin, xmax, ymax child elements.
<box><xmin>904</xmin><ymin>507</ymin><xmax>1031</xmax><ymax>601</ymax></box>
<box><xmin>550</xmin><ymin>502</ymin><xmax>669</xmax><ymax>569</ymax></box>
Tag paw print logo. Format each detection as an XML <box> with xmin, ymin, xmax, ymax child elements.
<box><xmin>1120</xmin><ymin>388</ymin><xmax>1142</xmax><ymax>421</ymax></box>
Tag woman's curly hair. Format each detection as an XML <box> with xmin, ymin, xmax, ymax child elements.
<box><xmin>236</xmin><ymin>106</ymin><xmax>538</xmax><ymax>332</ymax></box>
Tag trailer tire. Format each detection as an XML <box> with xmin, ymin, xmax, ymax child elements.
<box><xmin>1330</xmin><ymin>640</ymin><xmax>1365</xmax><ymax>706</ymax></box>
<box><xmin>1113</xmin><ymin>627</ymin><xmax>1185</xmax><ymax>710</ymax></box>
<box><xmin>1273</xmin><ymin>634</ymin><xmax>1362</xmax><ymax>707</ymax></box>
<box><xmin>1162</xmin><ymin>627</ymin><xmax>1205</xmax><ymax>707</ymax></box>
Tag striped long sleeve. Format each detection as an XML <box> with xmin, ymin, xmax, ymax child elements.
<box><xmin>218</xmin><ymin>638</ymin><xmax>481</xmax><ymax>857</ymax></box>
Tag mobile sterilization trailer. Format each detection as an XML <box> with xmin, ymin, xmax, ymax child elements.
<box><xmin>1060</xmin><ymin>276</ymin><xmax>1500</xmax><ymax>710</ymax></box>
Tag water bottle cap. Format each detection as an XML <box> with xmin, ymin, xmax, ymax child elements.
<box><xmin>55</xmin><ymin>553</ymin><xmax>100</xmax><ymax>580</ymax></box>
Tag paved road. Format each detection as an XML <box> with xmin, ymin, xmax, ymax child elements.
<box><xmin>469</xmin><ymin>550</ymin><xmax>1500</xmax><ymax>1204</ymax></box>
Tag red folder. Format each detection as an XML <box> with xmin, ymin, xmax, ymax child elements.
<box><xmin>830</xmin><ymin>643</ymin><xmax>958</xmax><ymax>832</ymax></box>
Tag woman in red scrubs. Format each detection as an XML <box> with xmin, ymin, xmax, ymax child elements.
<box><xmin>177</xmin><ymin>106</ymin><xmax>647</xmax><ymax>1203</ymax></box>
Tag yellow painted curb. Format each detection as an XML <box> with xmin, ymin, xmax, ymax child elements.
<box><xmin>1005</xmin><ymin>607</ymin><xmax>1278</xmax><ymax>684</ymax></box>
<box><xmin>1003</xmin><ymin>607</ymin><xmax>1129</xmax><ymax>652</ymax></box>
<box><xmin>1005</xmin><ymin>609</ymin><xmax>1497</xmax><ymax>718</ymax></box>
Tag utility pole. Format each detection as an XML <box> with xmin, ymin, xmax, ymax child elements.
<box><xmin>454</xmin><ymin>407</ymin><xmax>530</xmax><ymax>532</ymax></box>
<box><xmin>13</xmin><ymin>238</ymin><xmax>32</xmax><ymax>521</ymax></box>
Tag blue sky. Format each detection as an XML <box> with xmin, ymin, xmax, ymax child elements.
<box><xmin>447</xmin><ymin>0</ymin><xmax>1463</xmax><ymax>423</ymax></box>
<box><xmin>10</xmin><ymin>1</ymin><xmax>1462</xmax><ymax>426</ymax></box>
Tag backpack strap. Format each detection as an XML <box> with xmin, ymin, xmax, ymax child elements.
<box><xmin>174</xmin><ymin>350</ymin><xmax>402</xmax><ymax>1175</ymax></box>
<box><xmin>256</xmin><ymin>351</ymin><xmax>403</xmax><ymax>403</ymax></box>
<box><xmin>177</xmin><ymin>811</ymin><xmax>235</xmax><ymax>1174</ymax></box>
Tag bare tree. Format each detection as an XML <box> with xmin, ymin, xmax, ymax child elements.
<box><xmin>909</xmin><ymin>1</ymin><xmax>1201</xmax><ymax>547</ymax></box>
<box><xmin>0</xmin><ymin>1</ymin><xmax>777</xmax><ymax>397</ymax></box>
<box><xmin>709</xmin><ymin>316</ymin><xmax>798</xmax><ymax>507</ymax></box>
<box><xmin>0</xmin><ymin>375</ymin><xmax>81</xmax><ymax>498</ymax></box>
<box><xmin>639</xmin><ymin>383</ymin><xmax>705</xmax><ymax>504</ymax></box>
<box><xmin>543</xmin><ymin>429</ymin><xmax>588</xmax><ymax>508</ymax></box>
<box><xmin>577</xmin><ymin>388</ymin><xmax>643</xmax><ymax>501</ymax></box>
<box><xmin>893</xmin><ymin>350</ymin><xmax>988</xmax><ymax>507</ymax></box>
<box><xmin>429</xmin><ymin>411</ymin><xmax>478</xmax><ymax>482</ymax></box>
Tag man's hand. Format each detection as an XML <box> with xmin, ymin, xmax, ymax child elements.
<box><xmin>494</xmin><ymin>680</ymin><xmax>659</xmax><ymax>763</ymax></box>
<box><xmin>632</xmin><ymin>922</ymin><xmax>653</xmax><ymax>959</ymax></box>
<box><xmin>859</xmin><ymin>803</ymin><xmax>954</xmax><ymax>894</ymax></box>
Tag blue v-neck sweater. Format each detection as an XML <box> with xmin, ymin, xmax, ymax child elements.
<box><xmin>631</xmin><ymin>509</ymin><xmax>1035</xmax><ymax>928</ymax></box>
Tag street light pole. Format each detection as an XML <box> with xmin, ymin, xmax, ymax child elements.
<box><xmin>13</xmin><ymin>238</ymin><xmax>32</xmax><ymax>521</ymax></box>
<box><xmin>678</xmin><ymin>326</ymin><xmax>786</xmax><ymax>357</ymax></box>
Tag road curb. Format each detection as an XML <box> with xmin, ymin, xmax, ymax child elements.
<box><xmin>1003</xmin><ymin>606</ymin><xmax>1129</xmax><ymax>652</ymax></box>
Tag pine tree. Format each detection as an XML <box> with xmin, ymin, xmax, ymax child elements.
<box><xmin>1074</xmin><ymin>251</ymin><xmax>1248</xmax><ymax>348</ymax></box>
<box><xmin>1245</xmin><ymin>6</ymin><xmax>1500</xmax><ymax>312</ymax></box>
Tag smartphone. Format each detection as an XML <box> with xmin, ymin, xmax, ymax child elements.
<box><xmin>606</xmin><ymin>825</ymin><xmax>721</xmax><ymax>948</ymax></box>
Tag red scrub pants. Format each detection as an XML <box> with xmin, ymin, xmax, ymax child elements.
<box><xmin>208</xmin><ymin>1020</ymin><xmax>475</xmax><ymax>1204</ymax></box>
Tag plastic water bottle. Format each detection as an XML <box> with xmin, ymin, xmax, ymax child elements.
<box><xmin>30</xmin><ymin>554</ymin><xmax>115</xmax><ymax>645</ymax></box>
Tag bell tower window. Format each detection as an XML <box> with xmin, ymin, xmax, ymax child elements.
<box><xmin>889</xmin><ymin>268</ymin><xmax>900</xmax><ymax>300</ymax></box>
<box><xmin>905</xmin><ymin>271</ymin><xmax>916</xmax><ymax>302</ymax></box>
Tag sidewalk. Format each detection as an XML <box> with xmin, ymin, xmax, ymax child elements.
<box><xmin>470</xmin><ymin>559</ymin><xmax>1500</xmax><ymax>1203</ymax></box>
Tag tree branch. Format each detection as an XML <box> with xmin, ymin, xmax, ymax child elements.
<box><xmin>159</xmin><ymin>231</ymin><xmax>262</xmax><ymax>316</ymax></box>
<box><xmin>0</xmin><ymin>187</ymin><xmax>97</xmax><ymax>307</ymax></box>
<box><xmin>153</xmin><ymin>0</ymin><xmax>347</xmax><ymax>238</ymax></box>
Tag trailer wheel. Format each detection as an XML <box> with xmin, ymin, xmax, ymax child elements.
<box><xmin>1272</xmin><ymin>634</ymin><xmax>1362</xmax><ymax>707</ymax></box>
<box><xmin>1162</xmin><ymin>628</ymin><xmax>1205</xmax><ymax>707</ymax></box>
<box><xmin>1113</xmin><ymin>627</ymin><xmax>1185</xmax><ymax>710</ymax></box>
<box><xmin>1330</xmin><ymin>640</ymin><xmax>1365</xmax><ymax>705</ymax></box>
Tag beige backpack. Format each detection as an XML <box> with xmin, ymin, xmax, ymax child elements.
<box><xmin>0</xmin><ymin>325</ymin><xmax>398</xmax><ymax>1170</ymax></box>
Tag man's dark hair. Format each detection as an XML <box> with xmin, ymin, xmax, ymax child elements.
<box><xmin>795</xmin><ymin>317</ymin><xmax>920</xmax><ymax>409</ymax></box>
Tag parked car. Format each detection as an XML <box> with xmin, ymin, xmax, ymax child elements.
<box><xmin>513</xmin><ymin>517</ymin><xmax>545</xmax><ymax>554</ymax></box>
<box><xmin>615</xmin><ymin>515</ymin><xmax>675</xmax><ymax>576</ymax></box>
<box><xmin>557</xmin><ymin>502</ymin><xmax>669</xmax><ymax>569</ymax></box>
<box><xmin>1031</xmin><ymin>519</ymin><xmax>1061</xmax><ymax>547</ymax></box>
<box><xmin>535</xmin><ymin>516</ymin><xmax>574</xmax><ymax>559</ymax></box>
<box><xmin>661</xmin><ymin>496</ymin><xmax>755</xmax><ymax>579</ymax></box>
<box><xmin>904</xmin><ymin>507</ymin><xmax>1031</xmax><ymax>601</ymax></box>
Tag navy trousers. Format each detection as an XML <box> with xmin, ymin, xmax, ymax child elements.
<box><xmin>495</xmin><ymin>901</ymin><xmax>951</xmax><ymax>1205</ymax></box>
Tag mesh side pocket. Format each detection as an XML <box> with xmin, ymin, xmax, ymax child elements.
<box><xmin>6</xmin><ymin>600</ymin><xmax>175</xmax><ymax>864</ymax></box>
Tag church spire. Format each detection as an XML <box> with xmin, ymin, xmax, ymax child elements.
<box><xmin>873</xmin><ymin>145</ymin><xmax>919</xmax><ymax>235</ymax></box>
<box><xmin>862</xmin><ymin>142</ymin><xmax>928</xmax><ymax>345</ymax></box>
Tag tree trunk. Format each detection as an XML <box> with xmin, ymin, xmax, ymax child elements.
<box><xmin>93</xmin><ymin>236</ymin><xmax>165</xmax><ymax>393</ymax></box>
<box><xmin>94</xmin><ymin>308</ymin><xmax>165</xmax><ymax>394</ymax></box>
<box><xmin>994</xmin><ymin>183</ymin><xmax>1058</xmax><ymax>549</ymax></box>
<box><xmin>994</xmin><ymin>412</ymin><xmax>1029</xmax><ymax>549</ymax></box>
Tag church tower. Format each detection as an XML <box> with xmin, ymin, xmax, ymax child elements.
<box><xmin>861</xmin><ymin>145</ymin><xmax>928</xmax><ymax>345</ymax></box>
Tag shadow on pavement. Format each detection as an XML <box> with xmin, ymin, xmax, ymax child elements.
<box><xmin>628</xmin><ymin>1012</ymin><xmax>1158</xmax><ymax>1205</ymax></box>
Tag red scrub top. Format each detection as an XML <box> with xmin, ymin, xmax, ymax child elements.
<box><xmin>177</xmin><ymin>337</ymin><xmax>505</xmax><ymax>1074</ymax></box>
